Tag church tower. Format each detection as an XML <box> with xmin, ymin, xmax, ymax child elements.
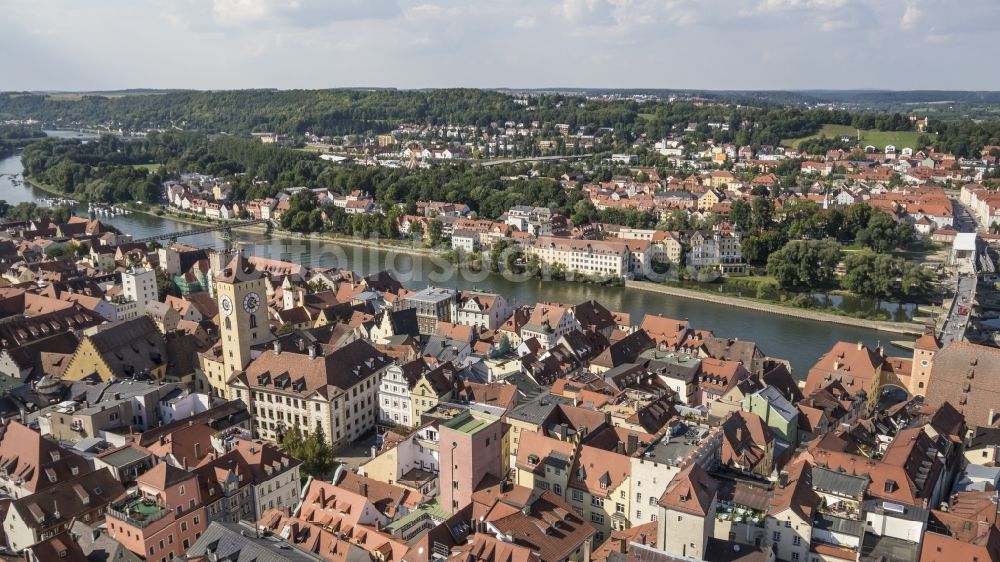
<box><xmin>216</xmin><ymin>251</ymin><xmax>272</xmax><ymax>378</ymax></box>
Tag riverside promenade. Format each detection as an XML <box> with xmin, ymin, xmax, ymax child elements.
<box><xmin>627</xmin><ymin>280</ymin><xmax>925</xmax><ymax>336</ymax></box>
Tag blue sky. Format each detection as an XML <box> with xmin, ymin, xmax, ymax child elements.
<box><xmin>1</xmin><ymin>0</ymin><xmax>998</xmax><ymax>91</ymax></box>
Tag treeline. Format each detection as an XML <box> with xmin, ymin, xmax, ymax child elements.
<box><xmin>0</xmin><ymin>124</ymin><xmax>45</xmax><ymax>156</ymax></box>
<box><xmin>6</xmin><ymin>89</ymin><xmax>992</xmax><ymax>153</ymax></box>
<box><xmin>20</xmin><ymin>131</ymin><xmax>587</xmax><ymax>214</ymax></box>
<box><xmin>21</xmin><ymin>135</ymin><xmax>167</xmax><ymax>202</ymax></box>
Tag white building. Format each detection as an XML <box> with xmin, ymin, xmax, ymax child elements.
<box><xmin>455</xmin><ymin>291</ymin><xmax>515</xmax><ymax>331</ymax></box>
<box><xmin>117</xmin><ymin>268</ymin><xmax>158</xmax><ymax>321</ymax></box>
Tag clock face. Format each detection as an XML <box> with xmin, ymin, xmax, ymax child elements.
<box><xmin>243</xmin><ymin>292</ymin><xmax>261</xmax><ymax>314</ymax></box>
<box><xmin>220</xmin><ymin>296</ymin><xmax>234</xmax><ymax>316</ymax></box>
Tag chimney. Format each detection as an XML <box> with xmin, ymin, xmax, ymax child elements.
<box><xmin>273</xmin><ymin>340</ymin><xmax>282</xmax><ymax>355</ymax></box>
<box><xmin>857</xmin><ymin>341</ymin><xmax>864</xmax><ymax>351</ymax></box>
<box><xmin>615</xmin><ymin>440</ymin><xmax>625</xmax><ymax>455</ymax></box>
<box><xmin>627</xmin><ymin>433</ymin><xmax>639</xmax><ymax>455</ymax></box>
<box><xmin>308</xmin><ymin>344</ymin><xmax>317</xmax><ymax>360</ymax></box>
<box><xmin>779</xmin><ymin>471</ymin><xmax>789</xmax><ymax>488</ymax></box>
<box><xmin>194</xmin><ymin>442</ymin><xmax>202</xmax><ymax>459</ymax></box>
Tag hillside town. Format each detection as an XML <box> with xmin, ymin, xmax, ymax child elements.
<box><xmin>0</xmin><ymin>202</ymin><xmax>999</xmax><ymax>562</ymax></box>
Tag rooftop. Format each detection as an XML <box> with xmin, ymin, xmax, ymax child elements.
<box><xmin>442</xmin><ymin>409</ymin><xmax>499</xmax><ymax>435</ymax></box>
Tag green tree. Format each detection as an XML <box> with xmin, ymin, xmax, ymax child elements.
<box><xmin>427</xmin><ymin>219</ymin><xmax>444</xmax><ymax>246</ymax></box>
<box><xmin>766</xmin><ymin>239</ymin><xmax>842</xmax><ymax>290</ymax></box>
<box><xmin>280</xmin><ymin>424</ymin><xmax>336</xmax><ymax>480</ymax></box>
<box><xmin>155</xmin><ymin>269</ymin><xmax>181</xmax><ymax>300</ymax></box>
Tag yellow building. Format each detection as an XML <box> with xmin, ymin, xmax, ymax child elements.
<box><xmin>410</xmin><ymin>369</ymin><xmax>455</xmax><ymax>422</ymax></box>
<box><xmin>196</xmin><ymin>251</ymin><xmax>273</xmax><ymax>399</ymax></box>
<box><xmin>697</xmin><ymin>189</ymin><xmax>722</xmax><ymax>211</ymax></box>
<box><xmin>62</xmin><ymin>317</ymin><xmax>168</xmax><ymax>382</ymax></box>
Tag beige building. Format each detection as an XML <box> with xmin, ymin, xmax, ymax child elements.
<box><xmin>197</xmin><ymin>252</ymin><xmax>273</xmax><ymax>399</ymax></box>
<box><xmin>525</xmin><ymin>237</ymin><xmax>651</xmax><ymax>279</ymax></box>
<box><xmin>230</xmin><ymin>339</ymin><xmax>392</xmax><ymax>450</ymax></box>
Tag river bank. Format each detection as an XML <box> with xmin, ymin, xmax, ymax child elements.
<box><xmin>627</xmin><ymin>280</ymin><xmax>925</xmax><ymax>336</ymax></box>
<box><xmin>0</xmin><ymin>151</ymin><xmax>910</xmax><ymax>374</ymax></box>
<box><xmin>20</xmin><ymin>173</ymin><xmax>927</xmax><ymax>334</ymax></box>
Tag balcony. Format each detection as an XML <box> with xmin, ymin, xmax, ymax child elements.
<box><xmin>108</xmin><ymin>493</ymin><xmax>172</xmax><ymax>529</ymax></box>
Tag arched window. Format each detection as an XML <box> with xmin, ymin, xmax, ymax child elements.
<box><xmin>224</xmin><ymin>317</ymin><xmax>231</xmax><ymax>331</ymax></box>
<box><xmin>249</xmin><ymin>315</ymin><xmax>257</xmax><ymax>329</ymax></box>
<box><xmin>918</xmin><ymin>382</ymin><xmax>924</xmax><ymax>389</ymax></box>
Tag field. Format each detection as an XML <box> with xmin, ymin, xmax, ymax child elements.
<box><xmin>783</xmin><ymin>124</ymin><xmax>930</xmax><ymax>150</ymax></box>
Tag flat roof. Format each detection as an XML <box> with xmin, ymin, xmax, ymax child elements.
<box><xmin>953</xmin><ymin>232</ymin><xmax>977</xmax><ymax>251</ymax></box>
<box><xmin>442</xmin><ymin>409</ymin><xmax>499</xmax><ymax>435</ymax></box>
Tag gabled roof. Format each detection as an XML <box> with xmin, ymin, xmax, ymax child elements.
<box><xmin>658</xmin><ymin>463</ymin><xmax>718</xmax><ymax>516</ymax></box>
<box><xmin>0</xmin><ymin>420</ymin><xmax>92</xmax><ymax>494</ymax></box>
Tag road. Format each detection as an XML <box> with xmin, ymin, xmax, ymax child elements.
<box><xmin>476</xmin><ymin>154</ymin><xmax>592</xmax><ymax>167</ymax></box>
<box><xmin>940</xmin><ymin>272</ymin><xmax>976</xmax><ymax>347</ymax></box>
<box><xmin>939</xmin><ymin>198</ymin><xmax>979</xmax><ymax>347</ymax></box>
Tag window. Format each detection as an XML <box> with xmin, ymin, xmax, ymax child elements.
<box><xmin>250</xmin><ymin>315</ymin><xmax>257</xmax><ymax>328</ymax></box>
<box><xmin>772</xmin><ymin>531</ymin><xmax>781</xmax><ymax>542</ymax></box>
<box><xmin>572</xmin><ymin>490</ymin><xmax>583</xmax><ymax>502</ymax></box>
<box><xmin>591</xmin><ymin>513</ymin><xmax>605</xmax><ymax>524</ymax></box>
<box><xmin>553</xmin><ymin>484</ymin><xmax>562</xmax><ymax>495</ymax></box>
<box><xmin>792</xmin><ymin>554</ymin><xmax>800</xmax><ymax>561</ymax></box>
<box><xmin>793</xmin><ymin>536</ymin><xmax>802</xmax><ymax>546</ymax></box>
<box><xmin>785</xmin><ymin>521</ymin><xmax>791</xmax><ymax>528</ymax></box>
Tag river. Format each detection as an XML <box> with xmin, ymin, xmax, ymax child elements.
<box><xmin>0</xmin><ymin>135</ymin><xmax>901</xmax><ymax>375</ymax></box>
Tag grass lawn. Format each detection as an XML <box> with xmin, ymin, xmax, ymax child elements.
<box><xmin>783</xmin><ymin>124</ymin><xmax>930</xmax><ymax>150</ymax></box>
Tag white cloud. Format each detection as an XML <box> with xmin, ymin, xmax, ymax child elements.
<box><xmin>1</xmin><ymin>0</ymin><xmax>999</xmax><ymax>91</ymax></box>
<box><xmin>514</xmin><ymin>15</ymin><xmax>537</xmax><ymax>29</ymax></box>
<box><xmin>900</xmin><ymin>0</ymin><xmax>922</xmax><ymax>30</ymax></box>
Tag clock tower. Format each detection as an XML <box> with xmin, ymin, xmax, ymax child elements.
<box><xmin>214</xmin><ymin>250</ymin><xmax>272</xmax><ymax>390</ymax></box>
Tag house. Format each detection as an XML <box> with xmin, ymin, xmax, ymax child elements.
<box><xmin>4</xmin><ymin>468</ymin><xmax>124</xmax><ymax>553</ymax></box>
<box><xmin>521</xmin><ymin>303</ymin><xmax>579</xmax><ymax>349</ymax></box>
<box><xmin>106</xmin><ymin>463</ymin><xmax>208</xmax><ymax>561</ymax></box>
<box><xmin>0</xmin><ymin>419</ymin><xmax>93</xmax><ymax>499</ymax></box>
<box><xmin>61</xmin><ymin>317</ymin><xmax>169</xmax><ymax>382</ymax></box>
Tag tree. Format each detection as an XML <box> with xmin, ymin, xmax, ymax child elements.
<box><xmin>280</xmin><ymin>425</ymin><xmax>336</xmax><ymax>480</ymax></box>
<box><xmin>427</xmin><ymin>219</ymin><xmax>444</xmax><ymax>246</ymax></box>
<box><xmin>749</xmin><ymin>197</ymin><xmax>774</xmax><ymax>234</ymax></box>
<box><xmin>741</xmin><ymin>230</ymin><xmax>788</xmax><ymax>266</ymax></box>
<box><xmin>856</xmin><ymin>211</ymin><xmax>912</xmax><ymax>252</ymax></box>
<box><xmin>155</xmin><ymin>269</ymin><xmax>181</xmax><ymax>300</ymax></box>
<box><xmin>841</xmin><ymin>252</ymin><xmax>932</xmax><ymax>304</ymax></box>
<box><xmin>766</xmin><ymin>240</ymin><xmax>842</xmax><ymax>290</ymax></box>
<box><xmin>729</xmin><ymin>199</ymin><xmax>751</xmax><ymax>232</ymax></box>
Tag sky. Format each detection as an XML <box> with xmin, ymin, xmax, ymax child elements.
<box><xmin>1</xmin><ymin>0</ymin><xmax>999</xmax><ymax>92</ymax></box>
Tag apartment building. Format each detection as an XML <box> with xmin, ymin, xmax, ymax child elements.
<box><xmin>106</xmin><ymin>463</ymin><xmax>208</xmax><ymax>562</ymax></box>
<box><xmin>399</xmin><ymin>287</ymin><xmax>458</xmax><ymax>333</ymax></box>
<box><xmin>526</xmin><ymin>237</ymin><xmax>651</xmax><ymax>279</ymax></box>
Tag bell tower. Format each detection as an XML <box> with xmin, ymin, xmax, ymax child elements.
<box><xmin>215</xmin><ymin>250</ymin><xmax>272</xmax><ymax>378</ymax></box>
